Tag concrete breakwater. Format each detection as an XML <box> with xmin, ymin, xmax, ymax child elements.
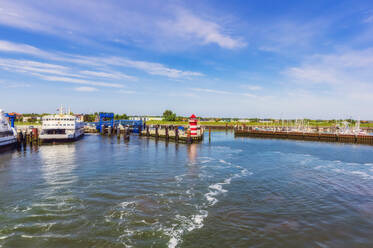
<box><xmin>234</xmin><ymin>128</ymin><xmax>373</xmax><ymax>145</ymax></box>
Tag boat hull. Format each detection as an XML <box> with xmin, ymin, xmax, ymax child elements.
<box><xmin>0</xmin><ymin>138</ymin><xmax>17</xmax><ymax>152</ymax></box>
<box><xmin>39</xmin><ymin>133</ymin><xmax>84</xmax><ymax>143</ymax></box>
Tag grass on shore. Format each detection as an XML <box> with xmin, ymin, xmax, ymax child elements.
<box><xmin>13</xmin><ymin>120</ymin><xmax>373</xmax><ymax>128</ymax></box>
<box><xmin>146</xmin><ymin>120</ymin><xmax>373</xmax><ymax>128</ymax></box>
<box><xmin>14</xmin><ymin>122</ymin><xmax>41</xmax><ymax>126</ymax></box>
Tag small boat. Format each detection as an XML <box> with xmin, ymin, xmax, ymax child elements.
<box><xmin>0</xmin><ymin>109</ymin><xmax>17</xmax><ymax>151</ymax></box>
<box><xmin>39</xmin><ymin>106</ymin><xmax>84</xmax><ymax>142</ymax></box>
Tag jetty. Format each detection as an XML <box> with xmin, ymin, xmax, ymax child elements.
<box><xmin>141</xmin><ymin>125</ymin><xmax>204</xmax><ymax>144</ymax></box>
<box><xmin>234</xmin><ymin>126</ymin><xmax>373</xmax><ymax>145</ymax></box>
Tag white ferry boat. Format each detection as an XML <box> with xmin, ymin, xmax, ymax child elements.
<box><xmin>0</xmin><ymin>109</ymin><xmax>17</xmax><ymax>150</ymax></box>
<box><xmin>39</xmin><ymin>107</ymin><xmax>84</xmax><ymax>142</ymax></box>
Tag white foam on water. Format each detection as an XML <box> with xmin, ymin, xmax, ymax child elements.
<box><xmin>204</xmin><ymin>191</ymin><xmax>219</xmax><ymax>206</ymax></box>
<box><xmin>12</xmin><ymin>205</ymin><xmax>32</xmax><ymax>213</ymax></box>
<box><xmin>21</xmin><ymin>235</ymin><xmax>33</xmax><ymax>238</ymax></box>
<box><xmin>347</xmin><ymin>162</ymin><xmax>360</xmax><ymax>166</ymax></box>
<box><xmin>332</xmin><ymin>168</ymin><xmax>373</xmax><ymax>180</ymax></box>
<box><xmin>314</xmin><ymin>165</ymin><xmax>324</xmax><ymax>170</ymax></box>
<box><xmin>224</xmin><ymin>178</ymin><xmax>232</xmax><ymax>184</ymax></box>
<box><xmin>209</xmin><ymin>183</ymin><xmax>228</xmax><ymax>193</ymax></box>
<box><xmin>204</xmin><ymin>176</ymin><xmax>235</xmax><ymax>207</ymax></box>
<box><xmin>219</xmin><ymin>159</ymin><xmax>232</xmax><ymax>165</ymax></box>
<box><xmin>332</xmin><ymin>168</ymin><xmax>344</xmax><ymax>173</ymax></box>
<box><xmin>240</xmin><ymin>169</ymin><xmax>252</xmax><ymax>176</ymax></box>
<box><xmin>364</xmin><ymin>163</ymin><xmax>373</xmax><ymax>166</ymax></box>
<box><xmin>350</xmin><ymin>171</ymin><xmax>373</xmax><ymax>180</ymax></box>
<box><xmin>175</xmin><ymin>175</ymin><xmax>183</xmax><ymax>183</ymax></box>
<box><xmin>199</xmin><ymin>157</ymin><xmax>214</xmax><ymax>164</ymax></box>
<box><xmin>303</xmin><ymin>154</ymin><xmax>312</xmax><ymax>157</ymax></box>
<box><xmin>164</xmin><ymin>159</ymin><xmax>252</xmax><ymax>248</ymax></box>
<box><xmin>120</xmin><ymin>201</ymin><xmax>136</xmax><ymax>208</ymax></box>
<box><xmin>105</xmin><ymin>201</ymin><xmax>136</xmax><ymax>222</ymax></box>
<box><xmin>165</xmin><ymin>210</ymin><xmax>208</xmax><ymax>248</ymax></box>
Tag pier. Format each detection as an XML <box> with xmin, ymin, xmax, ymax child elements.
<box><xmin>141</xmin><ymin>125</ymin><xmax>204</xmax><ymax>144</ymax></box>
<box><xmin>234</xmin><ymin>126</ymin><xmax>373</xmax><ymax>145</ymax></box>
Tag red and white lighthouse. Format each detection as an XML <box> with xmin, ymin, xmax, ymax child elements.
<box><xmin>189</xmin><ymin>114</ymin><xmax>198</xmax><ymax>137</ymax></box>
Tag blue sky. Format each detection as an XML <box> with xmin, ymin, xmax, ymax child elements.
<box><xmin>0</xmin><ymin>0</ymin><xmax>373</xmax><ymax>118</ymax></box>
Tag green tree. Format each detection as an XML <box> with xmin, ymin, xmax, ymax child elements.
<box><xmin>114</xmin><ymin>114</ymin><xmax>129</xmax><ymax>120</ymax></box>
<box><xmin>163</xmin><ymin>110</ymin><xmax>176</xmax><ymax>121</ymax></box>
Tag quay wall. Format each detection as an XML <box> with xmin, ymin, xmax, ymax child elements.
<box><xmin>234</xmin><ymin>130</ymin><xmax>373</xmax><ymax>145</ymax></box>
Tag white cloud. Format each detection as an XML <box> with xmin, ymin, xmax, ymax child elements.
<box><xmin>0</xmin><ymin>40</ymin><xmax>203</xmax><ymax>79</ymax></box>
<box><xmin>190</xmin><ymin>88</ymin><xmax>231</xmax><ymax>94</ymax></box>
<box><xmin>0</xmin><ymin>1</ymin><xmax>246</xmax><ymax>50</ymax></box>
<box><xmin>241</xmin><ymin>85</ymin><xmax>262</xmax><ymax>91</ymax></box>
<box><xmin>0</xmin><ymin>58</ymin><xmax>83</xmax><ymax>77</ymax></box>
<box><xmin>190</xmin><ymin>87</ymin><xmax>258</xmax><ymax>98</ymax></box>
<box><xmin>241</xmin><ymin>93</ymin><xmax>257</xmax><ymax>98</ymax></box>
<box><xmin>80</xmin><ymin>70</ymin><xmax>136</xmax><ymax>81</ymax></box>
<box><xmin>0</xmin><ymin>40</ymin><xmax>46</xmax><ymax>56</ymax></box>
<box><xmin>36</xmin><ymin>74</ymin><xmax>124</xmax><ymax>88</ymax></box>
<box><xmin>105</xmin><ymin>57</ymin><xmax>204</xmax><ymax>78</ymax></box>
<box><xmin>257</xmin><ymin>19</ymin><xmax>330</xmax><ymax>54</ymax></box>
<box><xmin>284</xmin><ymin>49</ymin><xmax>373</xmax><ymax>86</ymax></box>
<box><xmin>160</xmin><ymin>10</ymin><xmax>245</xmax><ymax>49</ymax></box>
<box><xmin>74</xmin><ymin>86</ymin><xmax>98</xmax><ymax>92</ymax></box>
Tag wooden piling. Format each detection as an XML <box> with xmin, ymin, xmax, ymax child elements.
<box><xmin>155</xmin><ymin>125</ymin><xmax>159</xmax><ymax>139</ymax></box>
<box><xmin>209</xmin><ymin>128</ymin><xmax>211</xmax><ymax>142</ymax></box>
<box><xmin>187</xmin><ymin>129</ymin><xmax>192</xmax><ymax>144</ymax></box>
<box><xmin>165</xmin><ymin>126</ymin><xmax>169</xmax><ymax>141</ymax></box>
<box><xmin>175</xmin><ymin>126</ymin><xmax>179</xmax><ymax>142</ymax></box>
<box><xmin>117</xmin><ymin>126</ymin><xmax>120</xmax><ymax>139</ymax></box>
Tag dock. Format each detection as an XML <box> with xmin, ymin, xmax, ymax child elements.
<box><xmin>234</xmin><ymin>126</ymin><xmax>373</xmax><ymax>145</ymax></box>
<box><xmin>141</xmin><ymin>125</ymin><xmax>204</xmax><ymax>143</ymax></box>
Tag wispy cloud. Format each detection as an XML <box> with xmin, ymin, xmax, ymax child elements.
<box><xmin>190</xmin><ymin>88</ymin><xmax>231</xmax><ymax>94</ymax></box>
<box><xmin>0</xmin><ymin>58</ymin><xmax>82</xmax><ymax>77</ymax></box>
<box><xmin>190</xmin><ymin>87</ymin><xmax>258</xmax><ymax>98</ymax></box>
<box><xmin>79</xmin><ymin>70</ymin><xmax>136</xmax><ymax>81</ymax></box>
<box><xmin>241</xmin><ymin>85</ymin><xmax>262</xmax><ymax>91</ymax></box>
<box><xmin>160</xmin><ymin>9</ymin><xmax>246</xmax><ymax>49</ymax></box>
<box><xmin>0</xmin><ymin>1</ymin><xmax>245</xmax><ymax>51</ymax></box>
<box><xmin>257</xmin><ymin>18</ymin><xmax>332</xmax><ymax>54</ymax></box>
<box><xmin>74</xmin><ymin>86</ymin><xmax>98</xmax><ymax>92</ymax></box>
<box><xmin>36</xmin><ymin>74</ymin><xmax>124</xmax><ymax>88</ymax></box>
<box><xmin>0</xmin><ymin>40</ymin><xmax>203</xmax><ymax>79</ymax></box>
<box><xmin>103</xmin><ymin>57</ymin><xmax>204</xmax><ymax>78</ymax></box>
<box><xmin>284</xmin><ymin>49</ymin><xmax>373</xmax><ymax>86</ymax></box>
<box><xmin>0</xmin><ymin>40</ymin><xmax>47</xmax><ymax>56</ymax></box>
<box><xmin>281</xmin><ymin>48</ymin><xmax>373</xmax><ymax>112</ymax></box>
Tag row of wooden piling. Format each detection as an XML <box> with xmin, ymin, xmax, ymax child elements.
<box><xmin>234</xmin><ymin>128</ymin><xmax>373</xmax><ymax>145</ymax></box>
<box><xmin>15</xmin><ymin>128</ymin><xmax>41</xmax><ymax>148</ymax></box>
<box><xmin>100</xmin><ymin>125</ymin><xmax>134</xmax><ymax>141</ymax></box>
<box><xmin>142</xmin><ymin>125</ymin><xmax>204</xmax><ymax>144</ymax></box>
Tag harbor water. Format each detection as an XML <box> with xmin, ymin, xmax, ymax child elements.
<box><xmin>1</xmin><ymin>131</ymin><xmax>373</xmax><ymax>247</ymax></box>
